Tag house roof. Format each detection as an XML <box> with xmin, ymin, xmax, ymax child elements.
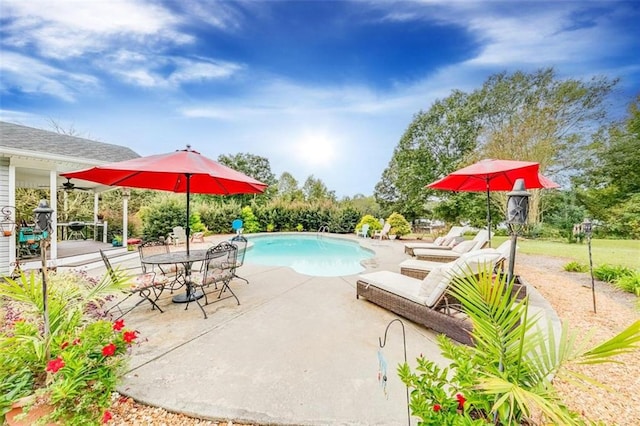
<box><xmin>0</xmin><ymin>121</ymin><xmax>139</xmax><ymax>163</ymax></box>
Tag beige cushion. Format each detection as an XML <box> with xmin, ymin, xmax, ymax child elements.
<box><xmin>418</xmin><ymin>265</ymin><xmax>451</xmax><ymax>307</ymax></box>
<box><xmin>456</xmin><ymin>249</ymin><xmax>502</xmax><ymax>275</ymax></box>
<box><xmin>358</xmin><ymin>271</ymin><xmax>426</xmax><ymax>305</ymax></box>
<box><xmin>451</xmin><ymin>240</ymin><xmax>476</xmax><ymax>254</ymax></box>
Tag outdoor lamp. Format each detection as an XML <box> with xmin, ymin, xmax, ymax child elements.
<box><xmin>33</xmin><ymin>200</ymin><xmax>54</xmax><ymax>233</ymax></box>
<box><xmin>582</xmin><ymin>218</ymin><xmax>592</xmax><ymax>237</ymax></box>
<box><xmin>507</xmin><ymin>178</ymin><xmax>530</xmax><ymax>229</ymax></box>
<box><xmin>506</xmin><ymin>179</ymin><xmax>530</xmax><ymax>284</ymax></box>
<box><xmin>1</xmin><ymin>205</ymin><xmax>16</xmax><ymax>236</ymax></box>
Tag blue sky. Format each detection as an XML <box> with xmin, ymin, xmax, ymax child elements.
<box><xmin>1</xmin><ymin>0</ymin><xmax>639</xmax><ymax>197</ymax></box>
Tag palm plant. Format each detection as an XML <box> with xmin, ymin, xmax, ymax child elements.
<box><xmin>400</xmin><ymin>269</ymin><xmax>640</xmax><ymax>425</ymax></box>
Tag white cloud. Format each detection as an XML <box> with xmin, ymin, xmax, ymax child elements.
<box><xmin>0</xmin><ymin>52</ymin><xmax>99</xmax><ymax>101</ymax></box>
<box><xmin>95</xmin><ymin>51</ymin><xmax>243</xmax><ymax>88</ymax></box>
<box><xmin>2</xmin><ymin>0</ymin><xmax>187</xmax><ymax>59</ymax></box>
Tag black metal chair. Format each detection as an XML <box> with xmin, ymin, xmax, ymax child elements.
<box><xmin>138</xmin><ymin>240</ymin><xmax>184</xmax><ymax>293</ymax></box>
<box><xmin>101</xmin><ymin>249</ymin><xmax>165</xmax><ymax>319</ymax></box>
<box><xmin>187</xmin><ymin>241</ymin><xmax>239</xmax><ymax>319</ymax></box>
<box><xmin>230</xmin><ymin>235</ymin><xmax>248</xmax><ymax>284</ymax></box>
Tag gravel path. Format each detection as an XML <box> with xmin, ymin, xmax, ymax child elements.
<box><xmin>108</xmin><ymin>253</ymin><xmax>640</xmax><ymax>425</ymax></box>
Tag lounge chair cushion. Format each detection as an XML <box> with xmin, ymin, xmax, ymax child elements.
<box><xmin>357</xmin><ymin>271</ymin><xmax>426</xmax><ymax>305</ymax></box>
<box><xmin>457</xmin><ymin>250</ymin><xmax>502</xmax><ymax>274</ymax></box>
<box><xmin>418</xmin><ymin>265</ymin><xmax>452</xmax><ymax>307</ymax></box>
<box><xmin>451</xmin><ymin>240</ymin><xmax>476</xmax><ymax>254</ymax></box>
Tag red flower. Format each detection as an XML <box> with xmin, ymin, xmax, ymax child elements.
<box><xmin>102</xmin><ymin>343</ymin><xmax>117</xmax><ymax>357</ymax></box>
<box><xmin>46</xmin><ymin>356</ymin><xmax>65</xmax><ymax>373</ymax></box>
<box><xmin>433</xmin><ymin>404</ymin><xmax>441</xmax><ymax>412</ymax></box>
<box><xmin>102</xmin><ymin>410</ymin><xmax>113</xmax><ymax>423</ymax></box>
<box><xmin>60</xmin><ymin>341</ymin><xmax>69</xmax><ymax>350</ymax></box>
<box><xmin>113</xmin><ymin>319</ymin><xmax>125</xmax><ymax>331</ymax></box>
<box><xmin>72</xmin><ymin>338</ymin><xmax>81</xmax><ymax>345</ymax></box>
<box><xmin>123</xmin><ymin>330</ymin><xmax>138</xmax><ymax>344</ymax></box>
<box><xmin>456</xmin><ymin>393</ymin><xmax>466</xmax><ymax>410</ymax></box>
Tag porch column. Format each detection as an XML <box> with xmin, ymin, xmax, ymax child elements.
<box><xmin>122</xmin><ymin>188</ymin><xmax>129</xmax><ymax>247</ymax></box>
<box><xmin>93</xmin><ymin>193</ymin><xmax>99</xmax><ymax>242</ymax></box>
<box><xmin>7</xmin><ymin>163</ymin><xmax>16</xmax><ymax>273</ymax></box>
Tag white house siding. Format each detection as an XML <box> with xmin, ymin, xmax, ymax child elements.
<box><xmin>0</xmin><ymin>158</ymin><xmax>10</xmax><ymax>275</ymax></box>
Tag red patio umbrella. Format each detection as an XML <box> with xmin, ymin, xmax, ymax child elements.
<box><xmin>61</xmin><ymin>145</ymin><xmax>267</xmax><ymax>254</ymax></box>
<box><xmin>426</xmin><ymin>159</ymin><xmax>559</xmax><ymax>245</ymax></box>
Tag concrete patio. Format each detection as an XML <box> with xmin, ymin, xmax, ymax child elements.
<box><xmin>82</xmin><ymin>234</ymin><xmax>559</xmax><ymax>426</ymax></box>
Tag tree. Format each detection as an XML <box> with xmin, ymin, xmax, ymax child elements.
<box><xmin>375</xmin><ymin>90</ymin><xmax>481</xmax><ymax>220</ymax></box>
<box><xmin>276</xmin><ymin>171</ymin><xmax>304</xmax><ymax>202</ymax></box>
<box><xmin>217</xmin><ymin>153</ymin><xmax>277</xmax><ymax>203</ymax></box>
<box><xmin>574</xmin><ymin>94</ymin><xmax>640</xmax><ymax>237</ymax></box>
<box><xmin>472</xmin><ymin>69</ymin><xmax>616</xmax><ymax>224</ymax></box>
<box><xmin>302</xmin><ymin>175</ymin><xmax>336</xmax><ymax>202</ymax></box>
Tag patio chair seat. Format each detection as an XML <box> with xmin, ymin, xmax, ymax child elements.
<box><xmin>101</xmin><ymin>250</ymin><xmax>166</xmax><ymax>319</ymax></box>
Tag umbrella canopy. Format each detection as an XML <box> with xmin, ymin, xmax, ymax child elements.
<box><xmin>62</xmin><ymin>145</ymin><xmax>267</xmax><ymax>254</ymax></box>
<box><xmin>426</xmin><ymin>159</ymin><xmax>559</xmax><ymax>244</ymax></box>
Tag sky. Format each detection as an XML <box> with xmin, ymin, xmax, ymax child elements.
<box><xmin>1</xmin><ymin>0</ymin><xmax>639</xmax><ymax>198</ymax></box>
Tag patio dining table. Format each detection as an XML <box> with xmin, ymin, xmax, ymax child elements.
<box><xmin>141</xmin><ymin>249</ymin><xmax>216</xmax><ymax>303</ymax></box>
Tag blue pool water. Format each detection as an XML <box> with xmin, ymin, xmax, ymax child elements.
<box><xmin>246</xmin><ymin>234</ymin><xmax>374</xmax><ymax>277</ymax></box>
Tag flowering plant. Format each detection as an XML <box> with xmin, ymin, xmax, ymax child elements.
<box><xmin>0</xmin><ymin>269</ymin><xmax>134</xmax><ymax>424</ymax></box>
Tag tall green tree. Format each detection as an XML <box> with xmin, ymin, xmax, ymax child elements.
<box><xmin>217</xmin><ymin>152</ymin><xmax>277</xmax><ymax>203</ymax></box>
<box><xmin>575</xmin><ymin>94</ymin><xmax>640</xmax><ymax>237</ymax></box>
<box><xmin>473</xmin><ymin>69</ymin><xmax>616</xmax><ymax>224</ymax></box>
<box><xmin>302</xmin><ymin>175</ymin><xmax>336</xmax><ymax>202</ymax></box>
<box><xmin>375</xmin><ymin>90</ymin><xmax>481</xmax><ymax>220</ymax></box>
<box><xmin>276</xmin><ymin>171</ymin><xmax>304</xmax><ymax>202</ymax></box>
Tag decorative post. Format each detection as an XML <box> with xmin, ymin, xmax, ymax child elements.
<box><xmin>583</xmin><ymin>218</ymin><xmax>597</xmax><ymax>313</ymax></box>
<box><xmin>379</xmin><ymin>319</ymin><xmax>410</xmax><ymax>426</ymax></box>
<box><xmin>34</xmin><ymin>200</ymin><xmax>54</xmax><ymax>356</ymax></box>
<box><xmin>506</xmin><ymin>179</ymin><xmax>530</xmax><ymax>284</ymax></box>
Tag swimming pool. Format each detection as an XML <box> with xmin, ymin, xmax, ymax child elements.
<box><xmin>246</xmin><ymin>234</ymin><xmax>374</xmax><ymax>277</ymax></box>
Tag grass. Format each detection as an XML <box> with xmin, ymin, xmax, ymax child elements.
<box><xmin>491</xmin><ymin>236</ymin><xmax>640</xmax><ymax>270</ymax></box>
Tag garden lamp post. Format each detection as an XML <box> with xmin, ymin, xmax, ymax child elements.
<box><xmin>506</xmin><ymin>179</ymin><xmax>530</xmax><ymax>284</ymax></box>
<box><xmin>583</xmin><ymin>218</ymin><xmax>597</xmax><ymax>313</ymax></box>
<box><xmin>34</xmin><ymin>200</ymin><xmax>54</xmax><ymax>350</ymax></box>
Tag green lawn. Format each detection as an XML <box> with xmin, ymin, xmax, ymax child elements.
<box><xmin>492</xmin><ymin>236</ymin><xmax>640</xmax><ymax>269</ymax></box>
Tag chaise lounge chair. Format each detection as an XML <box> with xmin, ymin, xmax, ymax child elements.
<box><xmin>373</xmin><ymin>222</ymin><xmax>392</xmax><ymax>240</ymax></box>
<box><xmin>412</xmin><ymin>229</ymin><xmax>492</xmax><ymax>262</ymax></box>
<box><xmin>404</xmin><ymin>225</ymin><xmax>468</xmax><ymax>255</ymax></box>
<box><xmin>356</xmin><ymin>250</ymin><xmax>503</xmax><ymax>345</ymax></box>
<box><xmin>400</xmin><ymin>240</ymin><xmax>513</xmax><ymax>280</ymax></box>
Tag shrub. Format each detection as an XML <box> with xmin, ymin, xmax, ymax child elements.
<box><xmin>386</xmin><ymin>212</ymin><xmax>411</xmax><ymax>237</ymax></box>
<box><xmin>355</xmin><ymin>215</ymin><xmax>382</xmax><ymax>237</ymax></box>
<box><xmin>564</xmin><ymin>261</ymin><xmax>589</xmax><ymax>273</ymax></box>
<box><xmin>593</xmin><ymin>264</ymin><xmax>633</xmax><ymax>283</ymax></box>
<box><xmin>613</xmin><ymin>271</ymin><xmax>640</xmax><ymax>297</ymax></box>
<box><xmin>241</xmin><ymin>206</ymin><xmax>261</xmax><ymax>233</ymax></box>
<box><xmin>197</xmin><ymin>200</ymin><xmax>242</xmax><ymax>234</ymax></box>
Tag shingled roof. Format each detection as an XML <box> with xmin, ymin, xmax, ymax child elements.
<box><xmin>0</xmin><ymin>121</ymin><xmax>139</xmax><ymax>162</ymax></box>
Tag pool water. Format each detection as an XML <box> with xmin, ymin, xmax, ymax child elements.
<box><xmin>246</xmin><ymin>234</ymin><xmax>374</xmax><ymax>277</ymax></box>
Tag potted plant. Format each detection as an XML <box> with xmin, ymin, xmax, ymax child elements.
<box><xmin>0</xmin><ymin>269</ymin><xmax>136</xmax><ymax>424</ymax></box>
<box><xmin>112</xmin><ymin>235</ymin><xmax>123</xmax><ymax>247</ymax></box>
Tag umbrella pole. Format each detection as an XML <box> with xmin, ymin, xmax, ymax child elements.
<box><xmin>186</xmin><ymin>173</ymin><xmax>191</xmax><ymax>256</ymax></box>
<box><xmin>486</xmin><ymin>181</ymin><xmax>492</xmax><ymax>247</ymax></box>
